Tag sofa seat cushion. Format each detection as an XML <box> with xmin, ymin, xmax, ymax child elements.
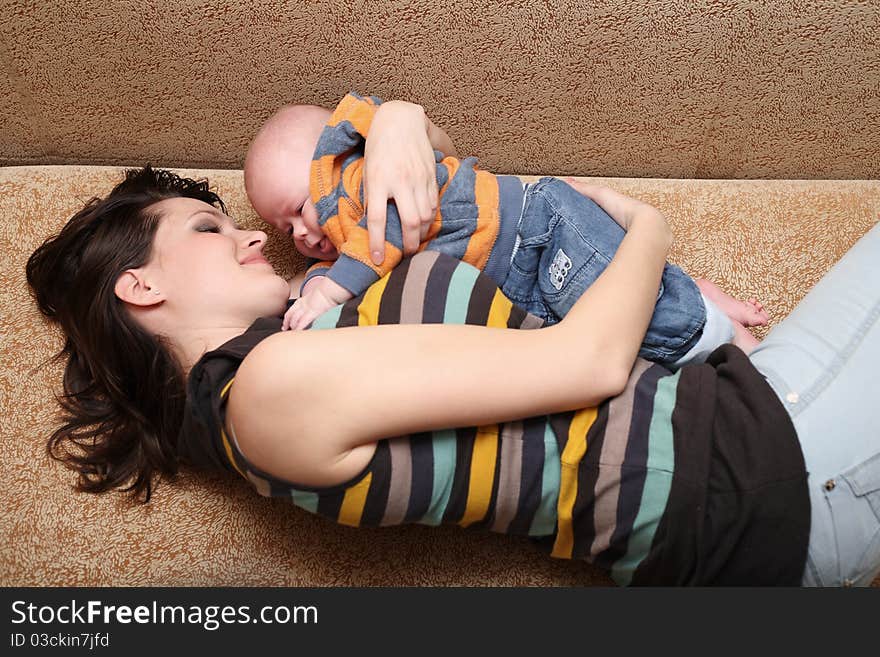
<box><xmin>2</xmin><ymin>165</ymin><xmax>877</xmax><ymax>585</ymax></box>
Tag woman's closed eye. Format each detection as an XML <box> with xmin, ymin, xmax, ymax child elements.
<box><xmin>196</xmin><ymin>223</ymin><xmax>221</xmax><ymax>234</ymax></box>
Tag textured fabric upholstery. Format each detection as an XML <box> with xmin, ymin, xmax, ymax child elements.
<box><xmin>2</xmin><ymin>165</ymin><xmax>877</xmax><ymax>585</ymax></box>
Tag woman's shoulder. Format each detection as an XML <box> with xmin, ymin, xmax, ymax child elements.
<box><xmin>178</xmin><ymin>317</ymin><xmax>284</xmax><ymax>472</ymax></box>
<box><xmin>187</xmin><ymin>316</ymin><xmax>285</xmax><ymax>405</ymax></box>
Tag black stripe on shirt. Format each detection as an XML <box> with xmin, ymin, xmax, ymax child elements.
<box><xmin>442</xmin><ymin>426</ymin><xmax>476</xmax><ymax>524</ymax></box>
<box><xmin>377</xmin><ymin>257</ymin><xmax>411</xmax><ymax>325</ymax></box>
<box><xmin>422</xmin><ymin>253</ymin><xmax>459</xmax><ymax>323</ymax></box>
<box><xmin>570</xmin><ymin>402</ymin><xmax>610</xmax><ymax>560</ymax></box>
<box><xmin>595</xmin><ymin>365</ymin><xmax>665</xmax><ymax>570</ymax></box>
<box><xmin>404</xmin><ymin>432</ymin><xmax>435</xmax><ymax>522</ymax></box>
<box><xmin>359</xmin><ymin>441</ymin><xmax>392</xmax><ymax>527</ymax></box>
<box><xmin>465</xmin><ymin>270</ymin><xmax>499</xmax><ymax>326</ymax></box>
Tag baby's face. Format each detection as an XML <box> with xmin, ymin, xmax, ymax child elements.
<box><xmin>245</xmin><ymin>108</ymin><xmax>339</xmax><ymax>261</ymax></box>
<box><xmin>262</xmin><ymin>165</ymin><xmax>338</xmax><ymax>261</ymax></box>
<box><xmin>287</xmin><ymin>197</ymin><xmax>338</xmax><ymax>261</ymax></box>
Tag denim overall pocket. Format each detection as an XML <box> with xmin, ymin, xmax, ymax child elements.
<box><xmin>535</xmin><ymin>215</ymin><xmax>610</xmax><ymax>319</ymax></box>
<box><xmin>501</xmin><ymin>216</ymin><xmax>556</xmax><ymax>318</ymax></box>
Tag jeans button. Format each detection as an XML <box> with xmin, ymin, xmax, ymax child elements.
<box><xmin>824</xmin><ymin>479</ymin><xmax>836</xmax><ymax>492</ymax></box>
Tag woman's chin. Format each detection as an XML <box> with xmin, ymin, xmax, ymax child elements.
<box><xmin>264</xmin><ymin>275</ymin><xmax>294</xmax><ymax>316</ymax></box>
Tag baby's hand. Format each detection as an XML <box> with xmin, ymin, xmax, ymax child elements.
<box><xmin>282</xmin><ymin>277</ymin><xmax>353</xmax><ymax>331</ymax></box>
<box><xmin>283</xmin><ymin>290</ymin><xmax>335</xmax><ymax>331</ymax></box>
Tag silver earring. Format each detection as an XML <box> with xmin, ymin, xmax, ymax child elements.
<box><xmin>152</xmin><ymin>290</ymin><xmax>161</xmax><ymax>295</ymax></box>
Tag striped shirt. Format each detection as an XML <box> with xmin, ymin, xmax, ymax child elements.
<box><xmin>303</xmin><ymin>92</ymin><xmax>524</xmax><ymax>296</ymax></box>
<box><xmin>180</xmin><ymin>251</ymin><xmax>809</xmax><ymax>585</ymax></box>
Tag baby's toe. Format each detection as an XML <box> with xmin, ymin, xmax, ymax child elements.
<box><xmin>742</xmin><ymin>302</ymin><xmax>769</xmax><ymax>326</ymax></box>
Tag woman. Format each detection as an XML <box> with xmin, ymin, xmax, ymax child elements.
<box><xmin>26</xmin><ymin>103</ymin><xmax>880</xmax><ymax>586</ymax></box>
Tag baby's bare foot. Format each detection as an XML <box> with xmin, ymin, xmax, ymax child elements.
<box><xmin>730</xmin><ymin>320</ymin><xmax>760</xmax><ymax>354</ymax></box>
<box><xmin>695</xmin><ymin>278</ymin><xmax>770</xmax><ymax>327</ymax></box>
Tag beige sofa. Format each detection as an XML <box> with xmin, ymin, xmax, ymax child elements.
<box><xmin>2</xmin><ymin>1</ymin><xmax>878</xmax><ymax>586</ymax></box>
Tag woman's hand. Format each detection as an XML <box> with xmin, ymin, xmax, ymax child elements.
<box><xmin>363</xmin><ymin>101</ymin><xmax>440</xmax><ymax>265</ymax></box>
<box><xmin>564</xmin><ymin>178</ymin><xmax>662</xmax><ymax>232</ymax></box>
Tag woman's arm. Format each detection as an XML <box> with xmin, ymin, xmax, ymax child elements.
<box><xmin>362</xmin><ymin>100</ymin><xmax>454</xmax><ymax>264</ymax></box>
<box><xmin>426</xmin><ymin>115</ymin><xmax>458</xmax><ymax>158</ymax></box>
<box><xmin>227</xmin><ymin>186</ymin><xmax>671</xmax><ymax>487</ymax></box>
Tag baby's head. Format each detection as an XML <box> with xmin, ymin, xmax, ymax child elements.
<box><xmin>244</xmin><ymin>104</ymin><xmax>339</xmax><ymax>260</ymax></box>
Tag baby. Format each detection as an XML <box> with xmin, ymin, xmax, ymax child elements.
<box><xmin>245</xmin><ymin>92</ymin><xmax>767</xmax><ymax>366</ymax></box>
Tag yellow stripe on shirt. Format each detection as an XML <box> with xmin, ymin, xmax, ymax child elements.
<box><xmin>459</xmin><ymin>427</ymin><xmax>499</xmax><ymax>527</ymax></box>
<box><xmin>486</xmin><ymin>289</ymin><xmax>514</xmax><ymax>328</ymax></box>
<box><xmin>357</xmin><ymin>271</ymin><xmax>391</xmax><ymax>326</ymax></box>
<box><xmin>218</xmin><ymin>378</ymin><xmax>247</xmax><ymax>479</ymax></box>
<box><xmin>552</xmin><ymin>407</ymin><xmax>598</xmax><ymax>558</ymax></box>
<box><xmin>338</xmin><ymin>473</ymin><xmax>373</xmax><ymax>527</ymax></box>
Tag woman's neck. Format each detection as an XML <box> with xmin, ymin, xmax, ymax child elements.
<box><xmin>173</xmin><ymin>323</ymin><xmax>253</xmax><ymax>375</ymax></box>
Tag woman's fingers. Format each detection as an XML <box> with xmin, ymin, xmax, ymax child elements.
<box><xmin>420</xmin><ymin>178</ymin><xmax>436</xmax><ymax>241</ymax></box>
<box><xmin>415</xmin><ymin>179</ymin><xmax>436</xmax><ymax>229</ymax></box>
<box><xmin>392</xmin><ymin>148</ymin><xmax>436</xmax><ymax>255</ymax></box>
<box><xmin>564</xmin><ymin>177</ymin><xmax>607</xmax><ymax>198</ymax></box>
<box><xmin>365</xmin><ymin>183</ymin><xmax>389</xmax><ymax>265</ymax></box>
<box><xmin>393</xmin><ymin>189</ymin><xmax>422</xmax><ymax>256</ymax></box>
<box><xmin>365</xmin><ymin>163</ymin><xmax>434</xmax><ymax>259</ymax></box>
<box><xmin>367</xmin><ymin>179</ymin><xmax>420</xmax><ymax>258</ymax></box>
<box><xmin>361</xmin><ymin>99</ymin><xmax>440</xmax><ymax>264</ymax></box>
<box><xmin>562</xmin><ymin>177</ymin><xmax>663</xmax><ymax>231</ymax></box>
<box><xmin>427</xmin><ymin>177</ymin><xmax>439</xmax><ymax>215</ymax></box>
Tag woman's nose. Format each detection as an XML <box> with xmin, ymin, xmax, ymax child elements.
<box><xmin>245</xmin><ymin>229</ymin><xmax>267</xmax><ymax>247</ymax></box>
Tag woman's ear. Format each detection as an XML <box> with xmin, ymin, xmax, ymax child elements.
<box><xmin>114</xmin><ymin>269</ymin><xmax>164</xmax><ymax>307</ymax></box>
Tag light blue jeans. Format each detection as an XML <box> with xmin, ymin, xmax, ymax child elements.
<box><xmin>749</xmin><ymin>220</ymin><xmax>880</xmax><ymax>587</ymax></box>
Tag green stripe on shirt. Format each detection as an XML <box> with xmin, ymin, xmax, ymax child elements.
<box><xmin>611</xmin><ymin>370</ymin><xmax>680</xmax><ymax>585</ymax></box>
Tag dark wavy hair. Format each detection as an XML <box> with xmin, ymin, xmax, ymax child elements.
<box><xmin>26</xmin><ymin>166</ymin><xmax>227</xmax><ymax>502</ymax></box>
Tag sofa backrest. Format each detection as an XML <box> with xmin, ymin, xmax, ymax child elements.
<box><xmin>2</xmin><ymin>0</ymin><xmax>877</xmax><ymax>178</ymax></box>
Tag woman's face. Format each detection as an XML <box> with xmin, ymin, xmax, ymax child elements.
<box><xmin>145</xmin><ymin>197</ymin><xmax>290</xmax><ymax>325</ymax></box>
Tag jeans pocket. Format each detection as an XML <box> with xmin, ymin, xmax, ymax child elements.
<box><xmin>509</xmin><ymin>225</ymin><xmax>554</xmax><ymax>277</ymax></box>
<box><xmin>836</xmin><ymin>453</ymin><xmax>880</xmax><ymax>584</ymax></box>
<box><xmin>841</xmin><ymin>452</ymin><xmax>880</xmax><ymax>521</ymax></box>
<box><xmin>852</xmin><ymin>529</ymin><xmax>880</xmax><ymax>586</ymax></box>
